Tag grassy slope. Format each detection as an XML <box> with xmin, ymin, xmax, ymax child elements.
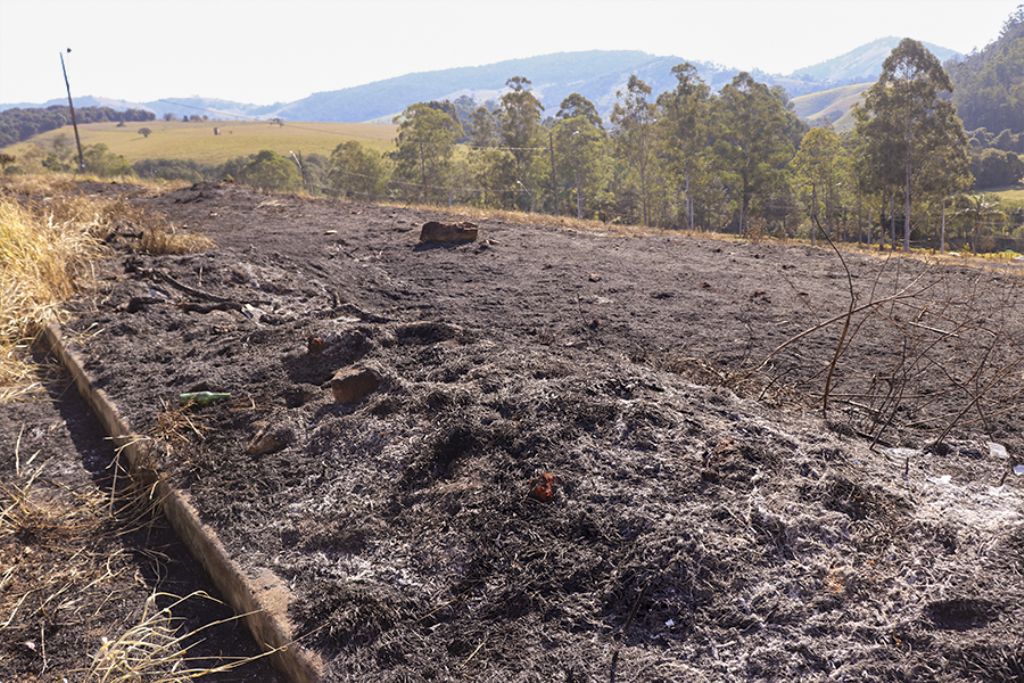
<box><xmin>791</xmin><ymin>82</ymin><xmax>871</xmax><ymax>131</ymax></box>
<box><xmin>3</xmin><ymin>120</ymin><xmax>397</xmax><ymax>164</ymax></box>
<box><xmin>991</xmin><ymin>185</ymin><xmax>1024</xmax><ymax>209</ymax></box>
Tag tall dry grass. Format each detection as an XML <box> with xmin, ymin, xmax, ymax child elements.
<box><xmin>0</xmin><ymin>194</ymin><xmax>108</xmax><ymax>400</ymax></box>
<box><xmin>0</xmin><ymin>177</ymin><xmax>216</xmax><ymax>401</ymax></box>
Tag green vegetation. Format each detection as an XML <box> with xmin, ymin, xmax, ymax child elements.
<box><xmin>391</xmin><ymin>103</ymin><xmax>461</xmax><ymax>203</ymax></box>
<box><xmin>950</xmin><ymin>6</ymin><xmax>1024</xmax><ymax>135</ymax></box>
<box><xmin>2</xmin><ymin>120</ymin><xmax>396</xmax><ymax>164</ymax></box>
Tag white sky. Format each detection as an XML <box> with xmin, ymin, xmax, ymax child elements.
<box><xmin>0</xmin><ymin>0</ymin><xmax>1018</xmax><ymax>105</ymax></box>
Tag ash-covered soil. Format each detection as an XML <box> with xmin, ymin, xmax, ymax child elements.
<box><xmin>60</xmin><ymin>181</ymin><xmax>1024</xmax><ymax>681</ymax></box>
<box><xmin>0</xmin><ymin>359</ymin><xmax>278</xmax><ymax>681</ymax></box>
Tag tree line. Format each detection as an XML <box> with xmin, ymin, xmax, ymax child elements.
<box><xmin>0</xmin><ymin>105</ymin><xmax>154</xmax><ymax>147</ymax></box>
<box><xmin>345</xmin><ymin>38</ymin><xmax>1018</xmax><ymax>252</ymax></box>
<box><xmin>4</xmin><ymin>39</ymin><xmax>1021</xmax><ymax>252</ymax></box>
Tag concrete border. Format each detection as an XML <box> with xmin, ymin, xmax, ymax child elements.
<box><xmin>39</xmin><ymin>323</ymin><xmax>324</xmax><ymax>682</ymax></box>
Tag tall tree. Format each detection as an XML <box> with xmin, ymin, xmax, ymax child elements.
<box><xmin>611</xmin><ymin>75</ymin><xmax>657</xmax><ymax>226</ymax></box>
<box><xmin>791</xmin><ymin>127</ymin><xmax>848</xmax><ymax>244</ymax></box>
<box><xmin>854</xmin><ymin>38</ymin><xmax>971</xmax><ymax>251</ymax></box>
<box><xmin>657</xmin><ymin>63</ymin><xmax>711</xmax><ymax>229</ymax></box>
<box><xmin>553</xmin><ymin>93</ymin><xmax>610</xmax><ymax>218</ymax></box>
<box><xmin>713</xmin><ymin>72</ymin><xmax>802</xmax><ymax>234</ymax></box>
<box><xmin>499</xmin><ymin>76</ymin><xmax>545</xmax><ymax>211</ymax></box>
<box><xmin>391</xmin><ymin>103</ymin><xmax>462</xmax><ymax>202</ymax></box>
<box><xmin>469</xmin><ymin>106</ymin><xmax>499</xmax><ymax>148</ymax></box>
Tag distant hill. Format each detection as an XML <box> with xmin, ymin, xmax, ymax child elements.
<box><xmin>0</xmin><ymin>95</ymin><xmax>279</xmax><ymax>121</ymax></box>
<box><xmin>950</xmin><ymin>8</ymin><xmax>1024</xmax><ymax>133</ymax></box>
<box><xmin>790</xmin><ymin>82</ymin><xmax>872</xmax><ymax>131</ymax></box>
<box><xmin>791</xmin><ymin>36</ymin><xmax>961</xmax><ymax>85</ymax></box>
<box><xmin>1</xmin><ymin>39</ymin><xmax>962</xmax><ymax>125</ymax></box>
<box><xmin>273</xmin><ymin>51</ymin><xmax>752</xmax><ymax>122</ymax></box>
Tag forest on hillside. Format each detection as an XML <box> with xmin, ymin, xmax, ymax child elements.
<box><xmin>951</xmin><ymin>6</ymin><xmax>1024</xmax><ymax>136</ymax></box>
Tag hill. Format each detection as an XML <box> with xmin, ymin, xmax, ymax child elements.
<box><xmin>790</xmin><ymin>82</ymin><xmax>871</xmax><ymax>131</ymax></box>
<box><xmin>273</xmin><ymin>51</ymin><xmax>752</xmax><ymax>122</ymax></box>
<box><xmin>950</xmin><ymin>8</ymin><xmax>1024</xmax><ymax>133</ymax></box>
<box><xmin>0</xmin><ymin>40</ymin><xmax>961</xmax><ymax>124</ymax></box>
<box><xmin>1</xmin><ymin>120</ymin><xmax>396</xmax><ymax>164</ymax></box>
<box><xmin>791</xmin><ymin>36</ymin><xmax>961</xmax><ymax>85</ymax></box>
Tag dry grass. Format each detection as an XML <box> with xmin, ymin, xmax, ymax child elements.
<box><xmin>84</xmin><ymin>591</ymin><xmax>272</xmax><ymax>682</ymax></box>
<box><xmin>139</xmin><ymin>228</ymin><xmax>216</xmax><ymax>256</ymax></box>
<box><xmin>0</xmin><ymin>176</ymin><xmax>216</xmax><ymax>401</ymax></box>
<box><xmin>0</xmin><ymin>194</ymin><xmax>107</xmax><ymax>400</ymax></box>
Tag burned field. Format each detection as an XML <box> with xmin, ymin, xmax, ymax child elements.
<box><xmin>42</xmin><ymin>181</ymin><xmax>1024</xmax><ymax>680</ymax></box>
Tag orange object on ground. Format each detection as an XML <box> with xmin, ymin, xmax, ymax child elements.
<box><xmin>529</xmin><ymin>472</ymin><xmax>556</xmax><ymax>502</ymax></box>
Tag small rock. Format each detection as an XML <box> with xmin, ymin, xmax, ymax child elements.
<box><xmin>589</xmin><ymin>273</ymin><xmax>602</xmax><ymax>282</ymax></box>
<box><xmin>331</xmin><ymin>366</ymin><xmax>381</xmax><ymax>404</ymax></box>
<box><xmin>419</xmin><ymin>221</ymin><xmax>478</xmax><ymax>244</ymax></box>
<box><xmin>324</xmin><ymin>229</ymin><xmax>338</xmax><ymax>235</ymax></box>
<box><xmin>246</xmin><ymin>425</ymin><xmax>295</xmax><ymax>456</ymax></box>
<box><xmin>989</xmin><ymin>442</ymin><xmax>1008</xmax><ymax>459</ymax></box>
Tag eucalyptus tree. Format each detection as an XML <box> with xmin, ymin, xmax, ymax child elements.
<box><xmin>791</xmin><ymin>127</ymin><xmax>849</xmax><ymax>244</ymax></box>
<box><xmin>553</xmin><ymin>93</ymin><xmax>610</xmax><ymax>218</ymax></box>
<box><xmin>854</xmin><ymin>38</ymin><xmax>971</xmax><ymax>251</ymax></box>
<box><xmin>611</xmin><ymin>75</ymin><xmax>657</xmax><ymax>226</ymax></box>
<box><xmin>713</xmin><ymin>73</ymin><xmax>802</xmax><ymax>234</ymax></box>
<box><xmin>392</xmin><ymin>103</ymin><xmax>462</xmax><ymax>203</ymax></box>
<box><xmin>499</xmin><ymin>76</ymin><xmax>546</xmax><ymax>211</ymax></box>
<box><xmin>657</xmin><ymin>63</ymin><xmax>711</xmax><ymax>229</ymax></box>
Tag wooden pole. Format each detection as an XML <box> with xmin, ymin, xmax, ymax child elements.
<box><xmin>59</xmin><ymin>50</ymin><xmax>85</xmax><ymax>172</ymax></box>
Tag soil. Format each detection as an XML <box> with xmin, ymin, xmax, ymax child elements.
<box><xmin>39</xmin><ymin>181</ymin><xmax>1024</xmax><ymax>680</ymax></box>
<box><xmin>0</xmin><ymin>356</ymin><xmax>280</xmax><ymax>681</ymax></box>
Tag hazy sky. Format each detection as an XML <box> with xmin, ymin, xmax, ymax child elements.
<box><xmin>0</xmin><ymin>0</ymin><xmax>1018</xmax><ymax>104</ymax></box>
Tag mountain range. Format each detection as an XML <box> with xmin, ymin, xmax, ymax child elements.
<box><xmin>0</xmin><ymin>37</ymin><xmax>961</xmax><ymax>125</ymax></box>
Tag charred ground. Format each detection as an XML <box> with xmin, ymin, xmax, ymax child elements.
<box><xmin>40</xmin><ymin>181</ymin><xmax>1024</xmax><ymax>680</ymax></box>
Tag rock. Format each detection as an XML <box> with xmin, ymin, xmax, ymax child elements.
<box><xmin>419</xmin><ymin>221</ymin><xmax>478</xmax><ymax>244</ymax></box>
<box><xmin>989</xmin><ymin>442</ymin><xmax>1008</xmax><ymax>459</ymax></box>
<box><xmin>331</xmin><ymin>366</ymin><xmax>381</xmax><ymax>404</ymax></box>
<box><xmin>246</xmin><ymin>425</ymin><xmax>295</xmax><ymax>456</ymax></box>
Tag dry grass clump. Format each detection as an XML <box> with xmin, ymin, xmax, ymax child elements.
<box><xmin>0</xmin><ymin>196</ymin><xmax>107</xmax><ymax>400</ymax></box>
<box><xmin>139</xmin><ymin>227</ymin><xmax>216</xmax><ymax>256</ymax></box>
<box><xmin>84</xmin><ymin>591</ymin><xmax>266</xmax><ymax>682</ymax></box>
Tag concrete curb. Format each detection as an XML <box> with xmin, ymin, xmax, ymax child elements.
<box><xmin>39</xmin><ymin>323</ymin><xmax>324</xmax><ymax>682</ymax></box>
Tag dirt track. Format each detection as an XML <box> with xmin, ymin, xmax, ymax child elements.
<box><xmin>44</xmin><ymin>181</ymin><xmax>1024</xmax><ymax>680</ymax></box>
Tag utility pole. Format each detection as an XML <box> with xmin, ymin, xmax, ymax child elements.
<box><xmin>59</xmin><ymin>49</ymin><xmax>85</xmax><ymax>172</ymax></box>
<box><xmin>548</xmin><ymin>129</ymin><xmax>557</xmax><ymax>215</ymax></box>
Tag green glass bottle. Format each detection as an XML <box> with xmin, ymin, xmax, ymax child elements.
<box><xmin>179</xmin><ymin>391</ymin><xmax>231</xmax><ymax>406</ymax></box>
